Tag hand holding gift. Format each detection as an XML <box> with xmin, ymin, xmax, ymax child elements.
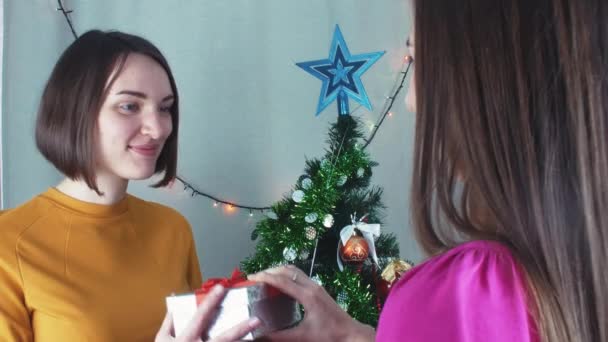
<box><xmin>164</xmin><ymin>269</ymin><xmax>301</xmax><ymax>341</ymax></box>
<box><xmin>156</xmin><ymin>284</ymin><xmax>261</xmax><ymax>342</ymax></box>
<box><xmin>249</xmin><ymin>266</ymin><xmax>375</xmax><ymax>342</ymax></box>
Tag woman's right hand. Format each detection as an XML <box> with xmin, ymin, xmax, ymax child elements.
<box><xmin>248</xmin><ymin>266</ymin><xmax>375</xmax><ymax>342</ymax></box>
<box><xmin>155</xmin><ymin>285</ymin><xmax>261</xmax><ymax>342</ymax></box>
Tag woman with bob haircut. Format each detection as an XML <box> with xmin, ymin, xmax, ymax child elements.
<box><xmin>0</xmin><ymin>30</ymin><xmax>260</xmax><ymax>341</ymax></box>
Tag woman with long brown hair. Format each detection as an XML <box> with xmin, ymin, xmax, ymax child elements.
<box><xmin>251</xmin><ymin>0</ymin><xmax>608</xmax><ymax>341</ymax></box>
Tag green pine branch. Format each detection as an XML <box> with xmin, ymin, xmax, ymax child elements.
<box><xmin>241</xmin><ymin>115</ymin><xmax>404</xmax><ymax>326</ymax></box>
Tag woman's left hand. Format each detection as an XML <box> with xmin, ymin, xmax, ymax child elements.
<box><xmin>248</xmin><ymin>266</ymin><xmax>375</xmax><ymax>342</ymax></box>
<box><xmin>155</xmin><ymin>285</ymin><xmax>262</xmax><ymax>342</ymax></box>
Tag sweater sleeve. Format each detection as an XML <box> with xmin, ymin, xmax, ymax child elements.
<box><xmin>376</xmin><ymin>241</ymin><xmax>539</xmax><ymax>342</ymax></box>
<box><xmin>186</xmin><ymin>235</ymin><xmax>202</xmax><ymax>290</ymax></box>
<box><xmin>0</xmin><ymin>227</ymin><xmax>34</xmax><ymax>341</ymax></box>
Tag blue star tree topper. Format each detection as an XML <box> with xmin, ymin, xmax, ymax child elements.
<box><xmin>297</xmin><ymin>25</ymin><xmax>385</xmax><ymax>116</ymax></box>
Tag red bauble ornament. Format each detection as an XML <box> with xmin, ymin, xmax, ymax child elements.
<box><xmin>376</xmin><ymin>278</ymin><xmax>391</xmax><ymax>305</ymax></box>
<box><xmin>340</xmin><ymin>234</ymin><xmax>369</xmax><ymax>264</ymax></box>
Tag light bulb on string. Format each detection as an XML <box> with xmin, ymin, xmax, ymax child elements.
<box><xmin>219</xmin><ymin>202</ymin><xmax>237</xmax><ymax>215</ymax></box>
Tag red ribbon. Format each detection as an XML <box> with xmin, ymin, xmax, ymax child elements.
<box><xmin>196</xmin><ymin>268</ymin><xmax>253</xmax><ymax>296</ymax></box>
<box><xmin>194</xmin><ymin>268</ymin><xmax>283</xmax><ymax>305</ymax></box>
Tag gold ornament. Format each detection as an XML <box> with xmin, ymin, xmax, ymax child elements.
<box><xmin>381</xmin><ymin>259</ymin><xmax>413</xmax><ymax>285</ymax></box>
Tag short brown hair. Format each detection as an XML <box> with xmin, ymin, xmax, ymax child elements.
<box><xmin>35</xmin><ymin>30</ymin><xmax>179</xmax><ymax>194</ymax></box>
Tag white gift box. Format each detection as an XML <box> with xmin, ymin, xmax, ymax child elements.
<box><xmin>166</xmin><ymin>281</ymin><xmax>301</xmax><ymax>340</ymax></box>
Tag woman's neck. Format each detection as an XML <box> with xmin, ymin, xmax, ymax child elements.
<box><xmin>55</xmin><ymin>177</ymin><xmax>128</xmax><ymax>205</ymax></box>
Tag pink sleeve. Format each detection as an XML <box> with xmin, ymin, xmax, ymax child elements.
<box><xmin>376</xmin><ymin>241</ymin><xmax>539</xmax><ymax>342</ymax></box>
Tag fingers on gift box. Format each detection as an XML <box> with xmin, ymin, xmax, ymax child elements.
<box><xmin>166</xmin><ymin>269</ymin><xmax>302</xmax><ymax>340</ymax></box>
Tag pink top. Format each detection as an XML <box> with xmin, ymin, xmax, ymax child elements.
<box><xmin>376</xmin><ymin>240</ymin><xmax>539</xmax><ymax>342</ymax></box>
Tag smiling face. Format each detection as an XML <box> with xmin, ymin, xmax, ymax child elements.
<box><xmin>94</xmin><ymin>53</ymin><xmax>175</xmax><ymax>184</ymax></box>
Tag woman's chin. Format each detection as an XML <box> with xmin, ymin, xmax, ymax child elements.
<box><xmin>124</xmin><ymin>168</ymin><xmax>157</xmax><ymax>181</ymax></box>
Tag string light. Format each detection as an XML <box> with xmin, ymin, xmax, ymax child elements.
<box><xmin>362</xmin><ymin>60</ymin><xmax>412</xmax><ymax>149</ymax></box>
<box><xmin>178</xmin><ymin>176</ymin><xmax>272</xmax><ymax>212</ymax></box>
<box><xmin>56</xmin><ymin>1</ymin><xmax>77</xmax><ymax>39</ymax></box>
<box><xmin>174</xmin><ymin>58</ymin><xmax>411</xmax><ymax>214</ymax></box>
<box><xmin>56</xmin><ymin>7</ymin><xmax>412</xmax><ymax>216</ymax></box>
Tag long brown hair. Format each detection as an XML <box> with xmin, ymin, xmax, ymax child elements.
<box><xmin>411</xmin><ymin>0</ymin><xmax>608</xmax><ymax>341</ymax></box>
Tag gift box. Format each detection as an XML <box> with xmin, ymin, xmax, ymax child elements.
<box><xmin>166</xmin><ymin>269</ymin><xmax>301</xmax><ymax>340</ymax></box>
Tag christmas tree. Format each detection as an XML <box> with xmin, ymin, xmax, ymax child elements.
<box><xmin>241</xmin><ymin>114</ymin><xmax>405</xmax><ymax>326</ymax></box>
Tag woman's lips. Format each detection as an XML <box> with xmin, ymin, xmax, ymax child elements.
<box><xmin>129</xmin><ymin>144</ymin><xmax>159</xmax><ymax>157</ymax></box>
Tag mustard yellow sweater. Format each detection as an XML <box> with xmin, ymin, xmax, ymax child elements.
<box><xmin>0</xmin><ymin>188</ymin><xmax>202</xmax><ymax>341</ymax></box>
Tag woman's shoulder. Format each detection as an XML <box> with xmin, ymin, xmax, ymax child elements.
<box><xmin>126</xmin><ymin>194</ymin><xmax>191</xmax><ymax>230</ymax></box>
<box><xmin>395</xmin><ymin>240</ymin><xmax>518</xmax><ymax>285</ymax></box>
<box><xmin>0</xmin><ymin>194</ymin><xmax>54</xmax><ymax>233</ymax></box>
<box><xmin>377</xmin><ymin>240</ymin><xmax>538</xmax><ymax>342</ymax></box>
<box><xmin>0</xmin><ymin>194</ymin><xmax>56</xmax><ymax>258</ymax></box>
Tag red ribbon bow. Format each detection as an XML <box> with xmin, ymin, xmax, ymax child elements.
<box><xmin>197</xmin><ymin>268</ymin><xmax>251</xmax><ymax>295</ymax></box>
<box><xmin>194</xmin><ymin>268</ymin><xmax>282</xmax><ymax>305</ymax></box>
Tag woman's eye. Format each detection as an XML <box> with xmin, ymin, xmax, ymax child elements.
<box><xmin>160</xmin><ymin>105</ymin><xmax>172</xmax><ymax>114</ymax></box>
<box><xmin>119</xmin><ymin>103</ymin><xmax>139</xmax><ymax>113</ymax></box>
